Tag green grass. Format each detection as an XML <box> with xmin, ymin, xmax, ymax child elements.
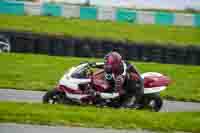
<box><xmin>0</xmin><ymin>101</ymin><xmax>199</xmax><ymax>132</ymax></box>
<box><xmin>0</xmin><ymin>53</ymin><xmax>200</xmax><ymax>102</ymax></box>
<box><xmin>0</xmin><ymin>14</ymin><xmax>200</xmax><ymax>45</ymax></box>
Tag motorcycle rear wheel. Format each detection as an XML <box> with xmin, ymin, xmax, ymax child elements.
<box><xmin>148</xmin><ymin>94</ymin><xmax>163</xmax><ymax>112</ymax></box>
<box><xmin>139</xmin><ymin>93</ymin><xmax>163</xmax><ymax>112</ymax></box>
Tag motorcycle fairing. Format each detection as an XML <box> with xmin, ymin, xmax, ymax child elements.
<box><xmin>58</xmin><ymin>63</ymin><xmax>170</xmax><ymax>97</ymax></box>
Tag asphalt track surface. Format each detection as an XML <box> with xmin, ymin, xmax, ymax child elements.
<box><xmin>0</xmin><ymin>89</ymin><xmax>200</xmax><ymax>112</ymax></box>
<box><xmin>0</xmin><ymin>123</ymin><xmax>188</xmax><ymax>133</ymax></box>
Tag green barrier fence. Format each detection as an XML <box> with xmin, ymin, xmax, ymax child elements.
<box><xmin>42</xmin><ymin>3</ymin><xmax>61</xmax><ymax>16</ymax></box>
<box><xmin>80</xmin><ymin>7</ymin><xmax>97</xmax><ymax>20</ymax></box>
<box><xmin>194</xmin><ymin>14</ymin><xmax>200</xmax><ymax>27</ymax></box>
<box><xmin>0</xmin><ymin>1</ymin><xmax>24</xmax><ymax>15</ymax></box>
<box><xmin>116</xmin><ymin>9</ymin><xmax>136</xmax><ymax>23</ymax></box>
<box><xmin>0</xmin><ymin>1</ymin><xmax>199</xmax><ymax>27</ymax></box>
<box><xmin>155</xmin><ymin>12</ymin><xmax>174</xmax><ymax>25</ymax></box>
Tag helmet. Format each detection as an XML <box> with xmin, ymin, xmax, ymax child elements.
<box><xmin>104</xmin><ymin>52</ymin><xmax>123</xmax><ymax>78</ymax></box>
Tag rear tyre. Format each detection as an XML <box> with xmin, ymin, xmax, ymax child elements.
<box><xmin>43</xmin><ymin>89</ymin><xmax>64</xmax><ymax>104</ymax></box>
<box><xmin>148</xmin><ymin>94</ymin><xmax>163</xmax><ymax>112</ymax></box>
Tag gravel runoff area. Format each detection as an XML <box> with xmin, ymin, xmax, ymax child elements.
<box><xmin>0</xmin><ymin>89</ymin><xmax>200</xmax><ymax>112</ymax></box>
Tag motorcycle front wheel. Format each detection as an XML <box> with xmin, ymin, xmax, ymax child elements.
<box><xmin>43</xmin><ymin>89</ymin><xmax>65</xmax><ymax>104</ymax></box>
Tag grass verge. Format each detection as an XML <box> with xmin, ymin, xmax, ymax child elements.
<box><xmin>0</xmin><ymin>101</ymin><xmax>199</xmax><ymax>132</ymax></box>
<box><xmin>0</xmin><ymin>53</ymin><xmax>200</xmax><ymax>102</ymax></box>
<box><xmin>0</xmin><ymin>14</ymin><xmax>200</xmax><ymax>45</ymax></box>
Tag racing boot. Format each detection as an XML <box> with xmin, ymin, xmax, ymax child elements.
<box><xmin>131</xmin><ymin>95</ymin><xmax>143</xmax><ymax>109</ymax></box>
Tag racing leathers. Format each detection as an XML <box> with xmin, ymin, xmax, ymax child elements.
<box><xmin>96</xmin><ymin>61</ymin><xmax>144</xmax><ymax>108</ymax></box>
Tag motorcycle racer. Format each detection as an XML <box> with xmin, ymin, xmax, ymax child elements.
<box><xmin>100</xmin><ymin>51</ymin><xmax>144</xmax><ymax>108</ymax></box>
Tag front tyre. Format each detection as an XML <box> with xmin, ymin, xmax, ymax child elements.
<box><xmin>43</xmin><ymin>89</ymin><xmax>64</xmax><ymax>104</ymax></box>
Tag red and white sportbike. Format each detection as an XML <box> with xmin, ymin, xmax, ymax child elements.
<box><xmin>43</xmin><ymin>62</ymin><xmax>171</xmax><ymax>111</ymax></box>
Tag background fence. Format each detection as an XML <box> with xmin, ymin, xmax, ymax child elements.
<box><xmin>1</xmin><ymin>30</ymin><xmax>200</xmax><ymax>65</ymax></box>
<box><xmin>0</xmin><ymin>1</ymin><xmax>200</xmax><ymax>65</ymax></box>
<box><xmin>90</xmin><ymin>0</ymin><xmax>200</xmax><ymax>10</ymax></box>
<box><xmin>0</xmin><ymin>1</ymin><xmax>200</xmax><ymax>27</ymax></box>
